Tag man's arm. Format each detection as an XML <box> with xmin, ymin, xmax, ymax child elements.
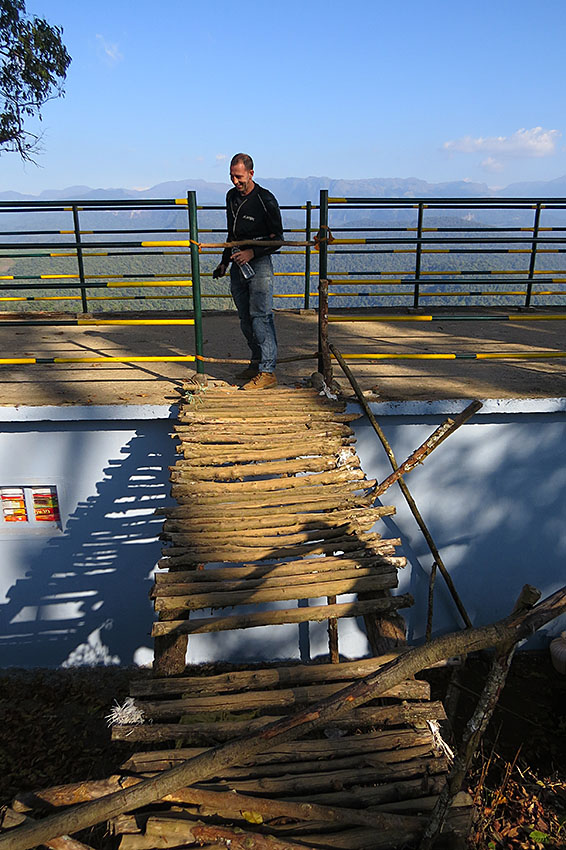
<box><xmin>251</xmin><ymin>190</ymin><xmax>284</xmax><ymax>259</ymax></box>
<box><xmin>213</xmin><ymin>192</ymin><xmax>235</xmax><ymax>278</ymax></box>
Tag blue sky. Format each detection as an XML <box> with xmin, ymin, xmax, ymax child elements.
<box><xmin>2</xmin><ymin>0</ymin><xmax>566</xmax><ymax>194</ymax></box>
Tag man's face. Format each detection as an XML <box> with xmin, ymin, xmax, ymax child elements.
<box><xmin>230</xmin><ymin>162</ymin><xmax>254</xmax><ymax>195</ymax></box>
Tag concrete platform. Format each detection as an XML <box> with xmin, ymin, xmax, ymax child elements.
<box><xmin>0</xmin><ymin>308</ymin><xmax>565</xmax><ymax>406</ymax></box>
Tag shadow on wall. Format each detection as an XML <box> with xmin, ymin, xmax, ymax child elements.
<box><xmin>0</xmin><ymin>427</ymin><xmax>176</xmax><ymax>668</ymax></box>
<box><xmin>353</xmin><ymin>412</ymin><xmax>566</xmax><ymax>647</ymax></box>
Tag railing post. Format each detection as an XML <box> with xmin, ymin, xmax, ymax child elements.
<box><xmin>304</xmin><ymin>200</ymin><xmax>312</xmax><ymax>309</ymax></box>
<box><xmin>413</xmin><ymin>202</ymin><xmax>424</xmax><ymax>308</ymax></box>
<box><xmin>71</xmin><ymin>205</ymin><xmax>88</xmax><ymax>312</ymax></box>
<box><xmin>318</xmin><ymin>277</ymin><xmax>332</xmax><ymax>385</ymax></box>
<box><xmin>187</xmin><ymin>190</ymin><xmax>204</xmax><ymax>374</ymax></box>
<box><xmin>525</xmin><ymin>202</ymin><xmax>541</xmax><ymax>309</ymax></box>
<box><xmin>317</xmin><ymin>189</ymin><xmax>332</xmax><ymax>384</ymax></box>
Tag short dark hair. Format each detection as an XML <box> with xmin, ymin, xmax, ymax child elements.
<box><xmin>230</xmin><ymin>152</ymin><xmax>254</xmax><ymax>170</ymax></box>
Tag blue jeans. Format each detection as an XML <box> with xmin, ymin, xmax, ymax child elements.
<box><xmin>230</xmin><ymin>254</ymin><xmax>277</xmax><ymax>373</ymax></box>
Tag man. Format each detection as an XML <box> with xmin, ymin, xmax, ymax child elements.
<box><xmin>213</xmin><ymin>153</ymin><xmax>283</xmax><ymax>389</ymax></box>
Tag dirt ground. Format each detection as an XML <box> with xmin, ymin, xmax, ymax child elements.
<box><xmin>0</xmin><ymin>307</ymin><xmax>565</xmax><ymax>406</ymax></box>
<box><xmin>1</xmin><ymin>655</ymin><xmax>565</xmax><ymax>849</ymax></box>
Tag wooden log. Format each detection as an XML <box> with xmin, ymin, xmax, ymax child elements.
<box><xmin>7</xmin><ymin>587</ymin><xmax>565</xmax><ymax>850</ymax></box>
<box><xmin>120</xmin><ymin>721</ymin><xmax>446</xmax><ymax>773</ymax></box>
<box><xmin>143</xmin><ymin>787</ymin><xmax>422</xmax><ymax>832</ymax></box>
<box><xmin>130</xmin><ymin>653</ymin><xmax>408</xmax><ymax>695</ymax></box>
<box><xmin>168</xmin><ymin>468</ymin><xmax>367</xmax><ymax>491</ymax></box>
<box><xmin>178</xmin><ymin>432</ymin><xmax>353</xmax><ymax>451</ymax></box>
<box><xmin>170</xmin><ymin>477</ymin><xmax>374</xmax><ymax>500</ymax></box>
<box><xmin>173</xmin><ymin>423</ymin><xmax>353</xmax><ymax>441</ymax></box>
<box><xmin>154</xmin><ymin>554</ymin><xmax>403</xmax><ymax>586</ymax></box>
<box><xmin>156</xmin><ymin>494</ymin><xmax>376</xmax><ymax>518</ymax></box>
<box><xmin>330</xmin><ymin>344</ymin><xmax>473</xmax><ymax>631</ymax></box>
<box><xmin>157</xmin><ymin>505</ymin><xmax>392</xmax><ymax>528</ymax></box>
<box><xmin>178</xmin><ymin>441</ymin><xmax>352</xmax><ymax>465</ymax></box>
<box><xmin>160</xmin><ymin>524</ymin><xmax>380</xmax><ymax>549</ymax></box>
<box><xmin>418</xmin><ymin>586</ymin><xmax>540</xmax><ymax>850</ymax></box>
<box><xmin>160</xmin><ymin>522</ymin><xmax>357</xmax><ymax>545</ymax></box>
<box><xmin>193</xmin><ymin>753</ymin><xmax>443</xmax><ymax>796</ymax></box>
<box><xmin>374</xmin><ymin>401</ymin><xmax>483</xmax><ymax>498</ymax></box>
<box><xmin>288</xmin><ymin>774</ymin><xmax>446</xmax><ymax>809</ymax></box>
<box><xmin>178</xmin><ymin>412</ymin><xmax>361</xmax><ymax>424</ymax></box>
<box><xmin>153</xmin><ymin>567</ymin><xmax>398</xmax><ymax>598</ymax></box>
<box><xmin>178</xmin><ymin>400</ymin><xmax>346</xmax><ymax>413</ymax></box>
<box><xmin>157</xmin><ymin>545</ymin><xmax>400</xmax><ymax>572</ymax></box>
<box><xmin>153</xmin><ymin>573</ymin><xmax>399</xmax><ymax>614</ymax></box>
<box><xmin>161</xmin><ymin>516</ymin><xmax>380</xmax><ymax>538</ymax></box>
<box><xmin>136</xmin><ymin>680</ymin><xmax>430</xmax><ymax>719</ymax></box>
<box><xmin>168</xmin><ymin>457</ymin><xmax>347</xmax><ymax>480</ymax></box>
<box><xmin>173</xmin><ymin>423</ymin><xmax>354</xmax><ymax>441</ymax></box>
<box><xmin>158</xmin><ymin>535</ymin><xmax>400</xmax><ymax>570</ymax></box>
<box><xmin>0</xmin><ymin>810</ymin><xmax>93</xmax><ymax>850</ymax></box>
<box><xmin>111</xmin><ymin>716</ymin><xmax>441</xmax><ymax>745</ymax></box>
<box><xmin>158</xmin><ymin>537</ymin><xmax>400</xmax><ymax>567</ymax></box>
<box><xmin>171</xmin><ymin>481</ymin><xmax>373</xmax><ymax>510</ymax></box>
<box><xmin>151</xmin><ymin>594</ymin><xmax>413</xmax><ymax>636</ymax></box>
<box><xmin>188</xmin><ymin>823</ymin><xmax>319</xmax><ymax>850</ymax></box>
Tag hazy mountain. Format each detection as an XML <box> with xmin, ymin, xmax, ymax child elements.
<box><xmin>3</xmin><ymin>174</ymin><xmax>566</xmax><ymax>204</ymax></box>
<box><xmin>0</xmin><ymin>174</ymin><xmax>521</xmax><ymax>205</ymax></box>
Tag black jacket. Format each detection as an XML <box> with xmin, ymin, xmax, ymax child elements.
<box><xmin>221</xmin><ymin>183</ymin><xmax>283</xmax><ymax>266</ymax></box>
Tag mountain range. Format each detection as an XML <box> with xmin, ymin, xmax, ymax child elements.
<box><xmin>3</xmin><ymin>174</ymin><xmax>566</xmax><ymax>205</ymax></box>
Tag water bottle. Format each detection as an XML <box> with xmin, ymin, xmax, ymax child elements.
<box><xmin>231</xmin><ymin>247</ymin><xmax>255</xmax><ymax>280</ymax></box>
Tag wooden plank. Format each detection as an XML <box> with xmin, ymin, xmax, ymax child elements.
<box><xmin>120</xmin><ymin>721</ymin><xmax>446</xmax><ymax>771</ymax></box>
<box><xmin>169</xmin><ymin>482</ymin><xmax>377</xmax><ymax>506</ymax></box>
<box><xmin>154</xmin><ymin>554</ymin><xmax>404</xmax><ymax>585</ymax></box>
<box><xmin>161</xmin><ymin>525</ymin><xmax>381</xmax><ymax>548</ymax></box>
<box><xmin>169</xmin><ymin>468</ymin><xmax>367</xmax><ymax>491</ymax></box>
<box><xmin>178</xmin><ymin>412</ymin><xmax>362</xmax><ymax>424</ymax></box>
<box><xmin>112</xmin><ymin>713</ymin><xmax>446</xmax><ymax>744</ymax></box>
<box><xmin>178</xmin><ymin>440</ymin><xmax>353</xmax><ymax>464</ymax></box>
<box><xmin>157</xmin><ymin>505</ymin><xmax>392</xmax><ymax>527</ymax></box>
<box><xmin>158</xmin><ymin>538</ymin><xmax>400</xmax><ymax>567</ymax></box>
<box><xmin>173</xmin><ymin>422</ymin><xmax>354</xmax><ymax>440</ymax></box>
<box><xmin>161</xmin><ymin>515</ymin><xmax>383</xmax><ymax>537</ymax></box>
<box><xmin>153</xmin><ymin>566</ymin><xmax>398</xmax><ymax>596</ymax></box>
<box><xmin>158</xmin><ymin>547</ymin><xmax>401</xmax><ymax>573</ymax></box>
<box><xmin>153</xmin><ymin>573</ymin><xmax>399</xmax><ymax>613</ymax></box>
<box><xmin>130</xmin><ymin>654</ymin><xmax>412</xmax><ymax>695</ymax></box>
<box><xmin>137</xmin><ymin>683</ymin><xmax>430</xmax><ymax>719</ymax></box>
<box><xmin>167</xmin><ymin>457</ymin><xmax>346</xmax><ymax>479</ymax></box>
<box><xmin>152</xmin><ymin>594</ymin><xmax>413</xmax><ymax>636</ymax></box>
<box><xmin>157</xmin><ymin>493</ymin><xmax>376</xmax><ymax>517</ymax></box>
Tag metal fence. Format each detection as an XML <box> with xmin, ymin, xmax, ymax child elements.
<box><xmin>3</xmin><ymin>190</ymin><xmax>566</xmax><ymax>370</ymax></box>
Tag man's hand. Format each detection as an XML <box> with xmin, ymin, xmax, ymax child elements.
<box><xmin>212</xmin><ymin>264</ymin><xmax>227</xmax><ymax>279</ymax></box>
<box><xmin>232</xmin><ymin>248</ymin><xmax>254</xmax><ymax>265</ymax></box>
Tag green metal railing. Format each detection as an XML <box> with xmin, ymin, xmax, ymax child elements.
<box><xmin>3</xmin><ymin>190</ymin><xmax>566</xmax><ymax>371</ymax></box>
<box><xmin>316</xmin><ymin>190</ymin><xmax>566</xmax><ymax>310</ymax></box>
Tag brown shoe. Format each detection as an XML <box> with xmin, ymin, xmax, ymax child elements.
<box><xmin>242</xmin><ymin>371</ymin><xmax>277</xmax><ymax>390</ymax></box>
<box><xmin>236</xmin><ymin>363</ymin><xmax>259</xmax><ymax>380</ymax></box>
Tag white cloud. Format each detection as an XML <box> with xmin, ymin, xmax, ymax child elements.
<box><xmin>443</xmin><ymin>127</ymin><xmax>561</xmax><ymax>159</ymax></box>
<box><xmin>481</xmin><ymin>156</ymin><xmax>504</xmax><ymax>172</ymax></box>
<box><xmin>96</xmin><ymin>34</ymin><xmax>123</xmax><ymax>65</ymax></box>
<box><xmin>215</xmin><ymin>154</ymin><xmax>227</xmax><ymax>162</ymax></box>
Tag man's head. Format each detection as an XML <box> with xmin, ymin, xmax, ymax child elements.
<box><xmin>230</xmin><ymin>153</ymin><xmax>254</xmax><ymax>195</ymax></box>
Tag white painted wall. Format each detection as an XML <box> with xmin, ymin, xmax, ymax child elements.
<box><xmin>0</xmin><ymin>399</ymin><xmax>563</xmax><ymax>668</ymax></box>
<box><xmin>0</xmin><ymin>407</ymin><xmax>176</xmax><ymax>668</ymax></box>
<box><xmin>354</xmin><ymin>398</ymin><xmax>566</xmax><ymax>648</ymax></box>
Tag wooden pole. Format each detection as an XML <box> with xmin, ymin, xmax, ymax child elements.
<box><xmin>418</xmin><ymin>585</ymin><xmax>542</xmax><ymax>849</ymax></box>
<box><xmin>373</xmin><ymin>401</ymin><xmax>482</xmax><ymax>497</ymax></box>
<box><xmin>330</xmin><ymin>343</ymin><xmax>473</xmax><ymax>630</ymax></box>
<box><xmin>318</xmin><ymin>278</ymin><xmax>333</xmax><ymax>385</ymax></box>
<box><xmin>2</xmin><ymin>585</ymin><xmax>564</xmax><ymax>850</ymax></box>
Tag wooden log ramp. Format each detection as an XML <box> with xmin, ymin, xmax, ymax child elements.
<box><xmin>0</xmin><ymin>382</ymin><xmax>474</xmax><ymax>849</ymax></box>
